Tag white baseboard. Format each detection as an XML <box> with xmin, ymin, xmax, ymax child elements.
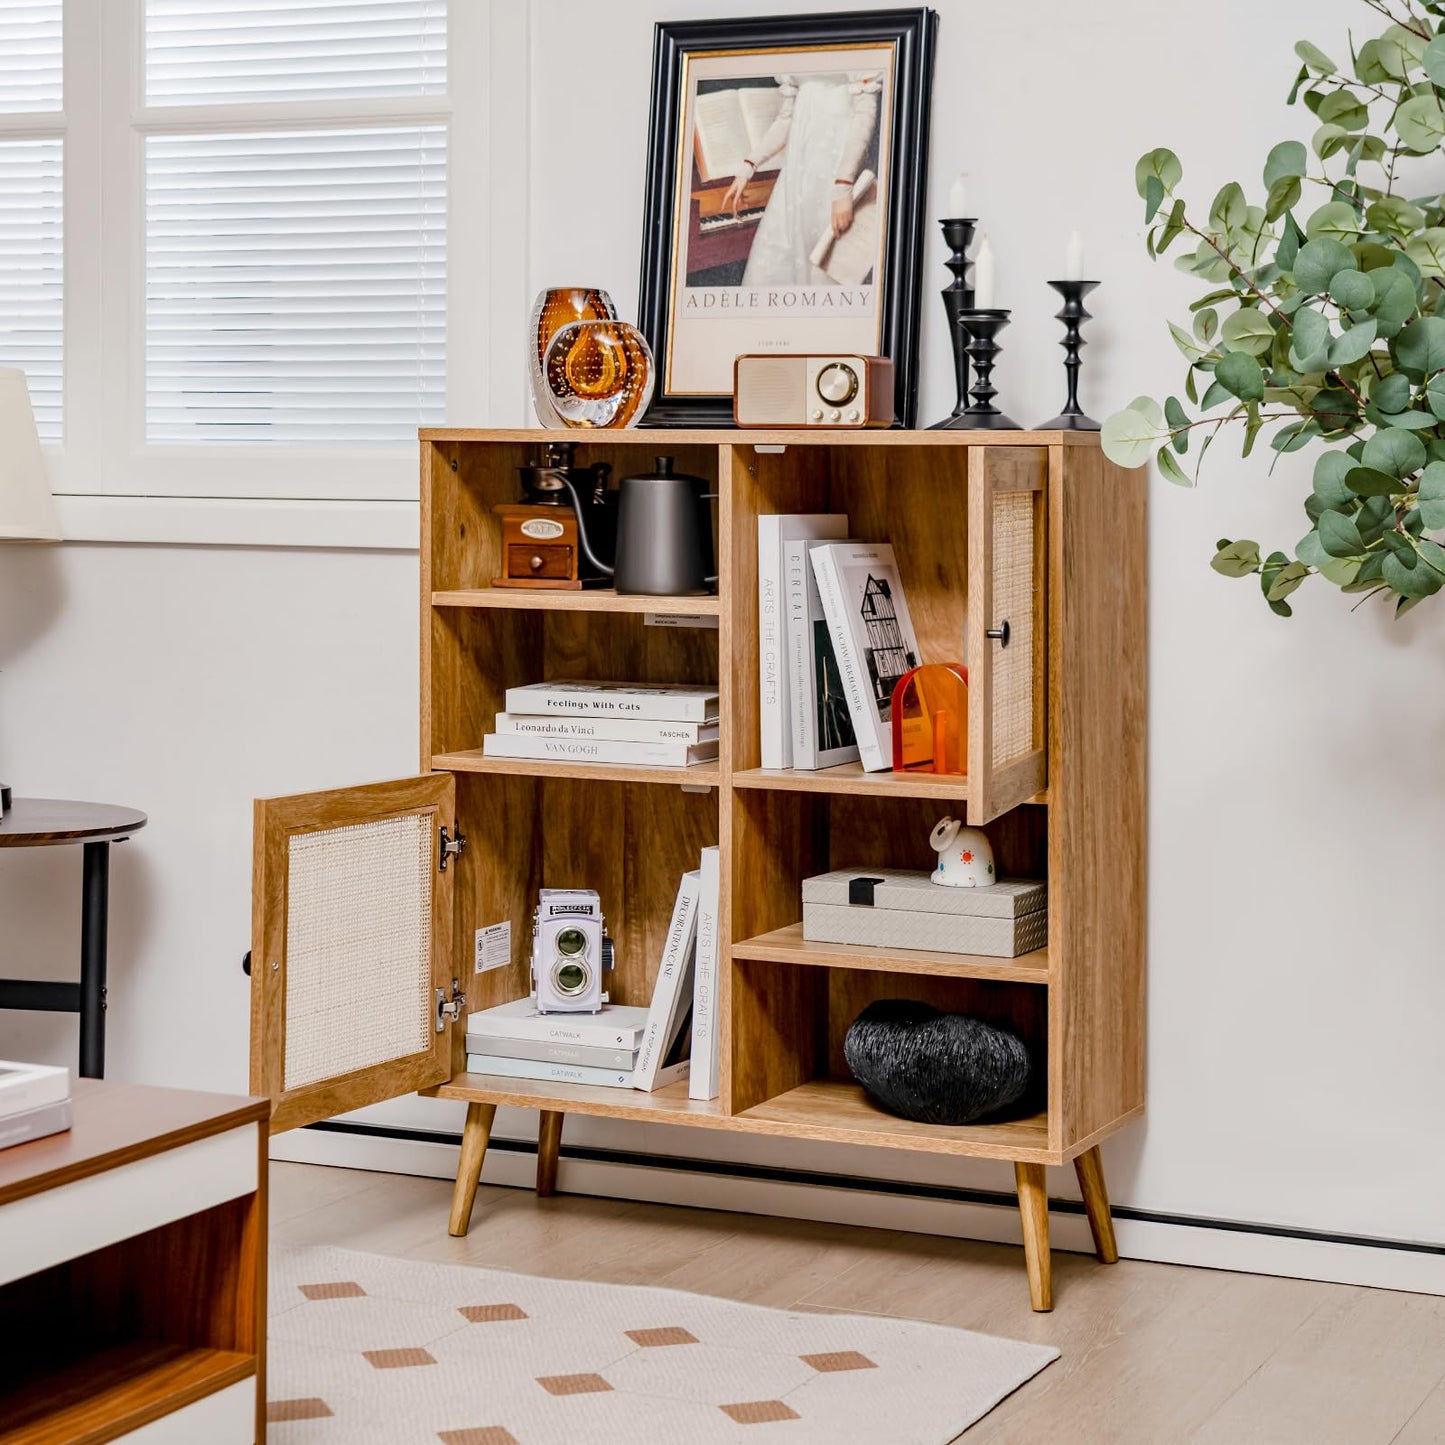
<box><xmin>269</xmin><ymin>1128</ymin><xmax>1445</xmax><ymax>1298</ymax></box>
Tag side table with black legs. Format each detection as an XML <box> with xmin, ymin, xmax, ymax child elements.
<box><xmin>0</xmin><ymin>799</ymin><xmax>147</xmax><ymax>1078</ymax></box>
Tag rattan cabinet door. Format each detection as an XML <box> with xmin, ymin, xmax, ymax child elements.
<box><xmin>251</xmin><ymin>775</ymin><xmax>456</xmax><ymax>1132</ymax></box>
<box><xmin>966</xmin><ymin>447</ymin><xmax>1048</xmax><ymax>825</ymax></box>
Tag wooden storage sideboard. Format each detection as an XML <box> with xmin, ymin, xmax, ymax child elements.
<box><xmin>249</xmin><ymin>428</ymin><xmax>1146</xmax><ymax>1311</ymax></box>
<box><xmin>0</xmin><ymin>1080</ymin><xmax>267</xmax><ymax>1444</ymax></box>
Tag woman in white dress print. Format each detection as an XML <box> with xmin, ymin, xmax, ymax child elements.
<box><xmin>719</xmin><ymin>71</ymin><xmax>882</xmax><ymax>286</ymax></box>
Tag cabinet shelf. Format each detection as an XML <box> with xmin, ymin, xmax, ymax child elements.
<box><xmin>732</xmin><ymin>923</ymin><xmax>1050</xmax><ymax>985</ymax></box>
<box><xmin>736</xmin><ymin>1079</ymin><xmax>1051</xmax><ymax>1160</ymax></box>
<box><xmin>733</xmin><ymin>763</ymin><xmax>970</xmax><ymax>800</ymax></box>
<box><xmin>435</xmin><ymin>1073</ymin><xmax>1054</xmax><ymax>1162</ymax></box>
<box><xmin>433</xmin><ymin>750</ymin><xmax>721</xmax><ymax>788</ymax></box>
<box><xmin>432</xmin><ymin>587</ymin><xmax>722</xmax><ymax>616</ymax></box>
<box><xmin>0</xmin><ymin>1341</ymin><xmax>254</xmax><ymax>1445</ymax></box>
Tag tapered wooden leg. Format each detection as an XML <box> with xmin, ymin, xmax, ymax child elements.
<box><xmin>448</xmin><ymin>1101</ymin><xmax>496</xmax><ymax>1237</ymax></box>
<box><xmin>1014</xmin><ymin>1161</ymin><xmax>1053</xmax><ymax>1312</ymax></box>
<box><xmin>536</xmin><ymin>1110</ymin><xmax>564</xmax><ymax>1198</ymax></box>
<box><xmin>1073</xmin><ymin>1145</ymin><xmax>1119</xmax><ymax>1263</ymax></box>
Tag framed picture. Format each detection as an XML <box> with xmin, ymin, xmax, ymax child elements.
<box><xmin>638</xmin><ymin>9</ymin><xmax>937</xmax><ymax>428</ymax></box>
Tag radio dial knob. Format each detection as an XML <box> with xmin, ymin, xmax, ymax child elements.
<box><xmin>811</xmin><ymin>408</ymin><xmax>824</xmax><ymax>421</ymax></box>
<box><xmin>830</xmin><ymin>409</ymin><xmax>842</xmax><ymax>422</ymax></box>
<box><xmin>816</xmin><ymin>362</ymin><xmax>859</xmax><ymax>406</ymax></box>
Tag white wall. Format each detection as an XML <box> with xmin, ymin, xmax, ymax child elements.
<box><xmin>3</xmin><ymin>0</ymin><xmax>1442</xmax><ymax>1265</ymax></box>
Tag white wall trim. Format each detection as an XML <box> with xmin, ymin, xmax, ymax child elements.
<box><xmin>53</xmin><ymin>494</ymin><xmax>420</xmax><ymax>550</ymax></box>
<box><xmin>271</xmin><ymin>1128</ymin><xmax>1445</xmax><ymax>1299</ymax></box>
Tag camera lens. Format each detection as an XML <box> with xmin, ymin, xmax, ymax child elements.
<box><xmin>556</xmin><ymin>927</ymin><xmax>587</xmax><ymax>957</ymax></box>
<box><xmin>554</xmin><ymin>960</ymin><xmax>589</xmax><ymax>995</ymax></box>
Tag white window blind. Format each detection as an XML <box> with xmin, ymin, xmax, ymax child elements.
<box><xmin>145</xmin><ymin>125</ymin><xmax>445</xmax><ymax>444</ymax></box>
<box><xmin>0</xmin><ymin>0</ymin><xmax>63</xmax><ymax>440</ymax></box>
<box><xmin>144</xmin><ymin>0</ymin><xmax>446</xmax><ymax>106</ymax></box>
<box><xmin>0</xmin><ymin>0</ymin><xmax>62</xmax><ymax>113</ymax></box>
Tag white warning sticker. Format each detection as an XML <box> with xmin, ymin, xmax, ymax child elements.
<box><xmin>475</xmin><ymin>921</ymin><xmax>511</xmax><ymax>973</ymax></box>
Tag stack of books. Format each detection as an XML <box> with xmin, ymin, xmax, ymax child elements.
<box><xmin>482</xmin><ymin>681</ymin><xmax>720</xmax><ymax>769</ymax></box>
<box><xmin>758</xmin><ymin>517</ymin><xmax>923</xmax><ymax>774</ymax></box>
<box><xmin>0</xmin><ymin>1060</ymin><xmax>71</xmax><ymax>1150</ymax></box>
<box><xmin>464</xmin><ymin>841</ymin><xmax>722</xmax><ymax>1096</ymax></box>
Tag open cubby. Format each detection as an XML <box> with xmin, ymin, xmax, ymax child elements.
<box><xmin>451</xmin><ymin>770</ymin><xmax>719</xmax><ymax>1017</ymax></box>
<box><xmin>252</xmin><ymin>427</ymin><xmax>1146</xmax><ymax>1311</ymax></box>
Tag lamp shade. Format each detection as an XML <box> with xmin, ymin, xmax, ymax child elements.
<box><xmin>0</xmin><ymin>368</ymin><xmax>61</xmax><ymax>541</ymax></box>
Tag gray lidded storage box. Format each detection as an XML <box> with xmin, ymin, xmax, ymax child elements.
<box><xmin>801</xmin><ymin>868</ymin><xmax>1047</xmax><ymax>958</ymax></box>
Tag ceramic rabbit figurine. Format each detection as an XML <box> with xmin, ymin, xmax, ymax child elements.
<box><xmin>929</xmin><ymin>815</ymin><xmax>996</xmax><ymax>888</ymax></box>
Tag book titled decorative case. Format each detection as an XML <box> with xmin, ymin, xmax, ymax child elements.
<box><xmin>249</xmin><ymin>427</ymin><xmax>1145</xmax><ymax>1312</ymax></box>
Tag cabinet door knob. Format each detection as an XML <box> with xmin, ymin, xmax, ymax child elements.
<box><xmin>986</xmin><ymin>620</ymin><xmax>1011</xmax><ymax>648</ymax></box>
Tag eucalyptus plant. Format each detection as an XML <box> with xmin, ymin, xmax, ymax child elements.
<box><xmin>1102</xmin><ymin>0</ymin><xmax>1445</xmax><ymax>616</ymax></box>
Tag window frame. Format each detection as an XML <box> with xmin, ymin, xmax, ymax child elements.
<box><xmin>22</xmin><ymin>0</ymin><xmax>516</xmax><ymax>542</ymax></box>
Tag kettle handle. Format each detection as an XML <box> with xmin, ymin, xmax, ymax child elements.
<box><xmin>554</xmin><ymin>473</ymin><xmax>614</xmax><ymax>577</ymax></box>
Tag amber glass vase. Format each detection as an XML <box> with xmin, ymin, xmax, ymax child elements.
<box><xmin>529</xmin><ymin>288</ymin><xmax>654</xmax><ymax>429</ymax></box>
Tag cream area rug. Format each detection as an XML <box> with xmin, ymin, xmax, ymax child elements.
<box><xmin>267</xmin><ymin>1245</ymin><xmax>1056</xmax><ymax>1444</ymax></box>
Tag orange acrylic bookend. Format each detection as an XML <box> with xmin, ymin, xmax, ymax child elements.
<box><xmin>891</xmin><ymin>663</ymin><xmax>968</xmax><ymax>774</ymax></box>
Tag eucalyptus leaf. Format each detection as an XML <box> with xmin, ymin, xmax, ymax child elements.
<box><xmin>1312</xmin><ymin>122</ymin><xmax>1349</xmax><ymax>159</ymax></box>
<box><xmin>1395</xmin><ymin>94</ymin><xmax>1445</xmax><ymax>153</ymax></box>
<box><xmin>1100</xmin><ymin>407</ymin><xmax>1161</xmax><ymax>469</ymax></box>
<box><xmin>1155</xmin><ymin>445</ymin><xmax>1191</xmax><ymax>486</ymax></box>
<box><xmin>1216</xmin><ymin>351</ymin><xmax>1266</xmax><ymax>403</ymax></box>
<box><xmin>1362</xmin><ymin>426</ymin><xmax>1427</xmax><ymax>478</ymax></box>
<box><xmin>1318</xmin><ymin>89</ymin><xmax>1369</xmax><ymax>131</ymax></box>
<box><xmin>1135</xmin><ymin>148</ymin><xmax>1182</xmax><ymax>199</ymax></box>
<box><xmin>1165</xmin><ymin>395</ymin><xmax>1191</xmax><ymax>453</ymax></box>
<box><xmin>1384</xmin><ymin>548</ymin><xmax>1443</xmax><ymax>597</ymax></box>
<box><xmin>1370</xmin><ymin>268</ymin><xmax>1419</xmax><ymax>338</ymax></box>
<box><xmin>1319</xmin><ymin>555</ymin><xmax>1362</xmax><ymax>585</ymax></box>
<box><xmin>1424</xmin><ymin>32</ymin><xmax>1445</xmax><ymax>86</ymax></box>
<box><xmin>1330</xmin><ymin>269</ymin><xmax>1375</xmax><ymax>312</ymax></box>
<box><xmin>1306</xmin><ymin>200</ymin><xmax>1361</xmax><ymax>242</ymax></box>
<box><xmin>1319</xmin><ymin>509</ymin><xmax>1366</xmax><ymax>557</ymax></box>
<box><xmin>1263</xmin><ymin>139</ymin><xmax>1308</xmax><ymax>188</ymax></box>
<box><xmin>1345</xmin><ymin>466</ymin><xmax>1402</xmax><ymax>496</ymax></box>
<box><xmin>1295</xmin><ymin>39</ymin><xmax>1338</xmax><ymax>73</ymax></box>
<box><xmin>1405</xmin><ymin>228</ymin><xmax>1445</xmax><ymax>279</ymax></box>
<box><xmin>1427</xmin><ymin>373</ymin><xmax>1445</xmax><ymax>421</ymax></box>
<box><xmin>1266</xmin><ymin>560</ymin><xmax>1310</xmax><ymax>601</ymax></box>
<box><xmin>1221</xmin><ymin>307</ymin><xmax>1275</xmax><ymax>355</ymax></box>
<box><xmin>1393</xmin><ymin>315</ymin><xmax>1445</xmax><ymax>377</ymax></box>
<box><xmin>1169</xmin><ymin>320</ymin><xmax>1208</xmax><ymax>362</ymax></box>
<box><xmin>1289</xmin><ymin>306</ymin><xmax>1333</xmax><ymax>371</ymax></box>
<box><xmin>1210</xmin><ymin>181</ymin><xmax>1247</xmax><ymax>233</ymax></box>
<box><xmin>1370</xmin><ymin>372</ymin><xmax>1413</xmax><ymax>413</ymax></box>
<box><xmin>1211</xmin><ymin>539</ymin><xmax>1262</xmax><ymax>577</ymax></box>
<box><xmin>1294</xmin><ymin>237</ymin><xmax>1356</xmax><ymax>293</ymax></box>
<box><xmin>1329</xmin><ymin>318</ymin><xmax>1379</xmax><ymax>368</ymax></box>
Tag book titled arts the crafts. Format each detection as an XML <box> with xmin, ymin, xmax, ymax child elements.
<box><xmin>809</xmin><ymin>542</ymin><xmax>923</xmax><ymax>772</ymax></box>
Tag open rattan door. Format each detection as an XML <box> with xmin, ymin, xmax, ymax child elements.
<box><xmin>251</xmin><ymin>774</ymin><xmax>457</xmax><ymax>1132</ymax></box>
<box><xmin>966</xmin><ymin>446</ymin><xmax>1049</xmax><ymax>825</ymax></box>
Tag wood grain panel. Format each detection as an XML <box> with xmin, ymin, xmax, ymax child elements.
<box><xmin>1047</xmin><ymin>442</ymin><xmax>1147</xmax><ymax>1152</ymax></box>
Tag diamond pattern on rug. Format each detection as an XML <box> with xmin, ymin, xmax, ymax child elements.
<box><xmin>267</xmin><ymin>1398</ymin><xmax>334</xmax><ymax>1422</ymax></box>
<box><xmin>536</xmin><ymin>1372</ymin><xmax>613</xmax><ymax>1396</ymax></box>
<box><xmin>720</xmin><ymin>1399</ymin><xmax>803</xmax><ymax>1425</ymax></box>
<box><xmin>459</xmin><ymin>1304</ymin><xmax>528</xmax><ymax>1323</ymax></box>
<box><xmin>299</xmin><ymin>1281</ymin><xmax>366</xmax><ymax>1301</ymax></box>
<box><xmin>801</xmin><ymin>1350</ymin><xmax>877</xmax><ymax>1373</ymax></box>
<box><xmin>270</xmin><ymin>1244</ymin><xmax>1059</xmax><ymax>1443</ymax></box>
<box><xmin>626</xmin><ymin>1326</ymin><xmax>699</xmax><ymax>1347</ymax></box>
<box><xmin>363</xmin><ymin>1348</ymin><xmax>437</xmax><ymax>1370</ymax></box>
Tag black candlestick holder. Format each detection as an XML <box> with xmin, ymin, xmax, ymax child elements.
<box><xmin>929</xmin><ymin>217</ymin><xmax>977</xmax><ymax>429</ymax></box>
<box><xmin>1038</xmin><ymin>279</ymin><xmax>1101</xmax><ymax>430</ymax></box>
<box><xmin>956</xmin><ymin>309</ymin><xmax>1020</xmax><ymax>429</ymax></box>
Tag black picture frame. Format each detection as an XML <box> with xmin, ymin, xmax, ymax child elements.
<box><xmin>637</xmin><ymin>8</ymin><xmax>937</xmax><ymax>429</ymax></box>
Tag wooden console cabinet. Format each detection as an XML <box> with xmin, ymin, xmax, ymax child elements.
<box><xmin>0</xmin><ymin>1080</ymin><xmax>267</xmax><ymax>1443</ymax></box>
<box><xmin>249</xmin><ymin>428</ymin><xmax>1146</xmax><ymax>1311</ymax></box>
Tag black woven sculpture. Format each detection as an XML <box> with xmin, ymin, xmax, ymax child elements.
<box><xmin>843</xmin><ymin>1000</ymin><xmax>1032</xmax><ymax>1126</ymax></box>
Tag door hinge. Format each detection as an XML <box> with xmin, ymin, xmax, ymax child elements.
<box><xmin>436</xmin><ymin>977</ymin><xmax>466</xmax><ymax>1032</ymax></box>
<box><xmin>438</xmin><ymin>821</ymin><xmax>467</xmax><ymax>871</ymax></box>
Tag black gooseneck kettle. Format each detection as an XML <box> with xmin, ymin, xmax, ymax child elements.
<box><xmin>547</xmin><ymin>452</ymin><xmax>717</xmax><ymax>597</ymax></box>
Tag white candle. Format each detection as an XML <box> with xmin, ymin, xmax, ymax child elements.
<box><xmin>974</xmin><ymin>234</ymin><xmax>997</xmax><ymax>308</ymax></box>
<box><xmin>1065</xmin><ymin>230</ymin><xmax>1085</xmax><ymax>281</ymax></box>
<box><xmin>948</xmin><ymin>172</ymin><xmax>968</xmax><ymax>217</ymax></box>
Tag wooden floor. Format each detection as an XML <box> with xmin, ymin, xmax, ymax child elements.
<box><xmin>272</xmin><ymin>1162</ymin><xmax>1445</xmax><ymax>1443</ymax></box>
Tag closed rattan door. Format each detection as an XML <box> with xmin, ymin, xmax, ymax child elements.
<box><xmin>966</xmin><ymin>447</ymin><xmax>1049</xmax><ymax>825</ymax></box>
<box><xmin>251</xmin><ymin>775</ymin><xmax>456</xmax><ymax>1132</ymax></box>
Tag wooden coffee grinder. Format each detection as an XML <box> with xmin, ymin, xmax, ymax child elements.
<box><xmin>492</xmin><ymin>441</ymin><xmax>617</xmax><ymax>590</ymax></box>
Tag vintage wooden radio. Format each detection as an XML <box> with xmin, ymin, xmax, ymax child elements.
<box><xmin>491</xmin><ymin>442</ymin><xmax>616</xmax><ymax>590</ymax></box>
